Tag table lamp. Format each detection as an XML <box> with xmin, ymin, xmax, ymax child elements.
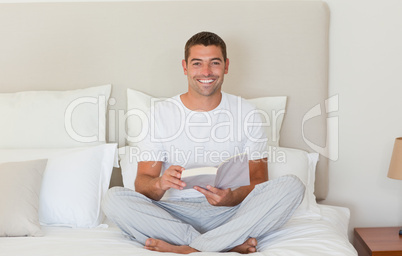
<box><xmin>387</xmin><ymin>137</ymin><xmax>402</xmax><ymax>235</ymax></box>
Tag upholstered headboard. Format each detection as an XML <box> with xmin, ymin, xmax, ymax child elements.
<box><xmin>0</xmin><ymin>1</ymin><xmax>329</xmax><ymax>199</ymax></box>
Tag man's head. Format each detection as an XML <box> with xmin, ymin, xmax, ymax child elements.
<box><xmin>182</xmin><ymin>32</ymin><xmax>229</xmax><ymax>98</ymax></box>
<box><xmin>184</xmin><ymin>31</ymin><xmax>227</xmax><ymax>64</ymax></box>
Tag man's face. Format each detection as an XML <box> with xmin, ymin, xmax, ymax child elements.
<box><xmin>182</xmin><ymin>45</ymin><xmax>229</xmax><ymax>97</ymax></box>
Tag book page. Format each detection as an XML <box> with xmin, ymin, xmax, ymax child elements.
<box><xmin>180</xmin><ymin>153</ymin><xmax>250</xmax><ymax>190</ymax></box>
<box><xmin>214</xmin><ymin>153</ymin><xmax>250</xmax><ymax>189</ymax></box>
<box><xmin>181</xmin><ymin>167</ymin><xmax>217</xmax><ymax>190</ymax></box>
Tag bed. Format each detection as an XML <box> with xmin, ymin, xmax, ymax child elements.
<box><xmin>0</xmin><ymin>1</ymin><xmax>357</xmax><ymax>255</ymax></box>
<box><xmin>1</xmin><ymin>205</ymin><xmax>354</xmax><ymax>256</ymax></box>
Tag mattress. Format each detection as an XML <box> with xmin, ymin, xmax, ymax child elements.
<box><xmin>1</xmin><ymin>204</ymin><xmax>357</xmax><ymax>256</ymax></box>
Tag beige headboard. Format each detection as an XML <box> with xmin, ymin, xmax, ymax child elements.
<box><xmin>0</xmin><ymin>1</ymin><xmax>329</xmax><ymax>200</ymax></box>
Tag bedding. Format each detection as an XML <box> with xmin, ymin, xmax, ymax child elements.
<box><xmin>268</xmin><ymin>147</ymin><xmax>321</xmax><ymax>219</ymax></box>
<box><xmin>38</xmin><ymin>144</ymin><xmax>117</xmax><ymax>228</ymax></box>
<box><xmin>0</xmin><ymin>159</ymin><xmax>47</xmax><ymax>237</ymax></box>
<box><xmin>0</xmin><ymin>144</ymin><xmax>118</xmax><ymax>229</ymax></box>
<box><xmin>0</xmin><ymin>205</ymin><xmax>357</xmax><ymax>256</ymax></box>
<box><xmin>0</xmin><ymin>84</ymin><xmax>111</xmax><ymax>149</ymax></box>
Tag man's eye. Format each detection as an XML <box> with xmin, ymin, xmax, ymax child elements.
<box><xmin>193</xmin><ymin>63</ymin><xmax>201</xmax><ymax>66</ymax></box>
<box><xmin>212</xmin><ymin>62</ymin><xmax>221</xmax><ymax>65</ymax></box>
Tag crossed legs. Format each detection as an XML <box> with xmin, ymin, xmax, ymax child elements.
<box><xmin>102</xmin><ymin>175</ymin><xmax>305</xmax><ymax>253</ymax></box>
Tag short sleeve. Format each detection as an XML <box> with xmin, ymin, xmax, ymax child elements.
<box><xmin>243</xmin><ymin>105</ymin><xmax>268</xmax><ymax>160</ymax></box>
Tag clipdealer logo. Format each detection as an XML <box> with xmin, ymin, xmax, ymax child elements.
<box><xmin>64</xmin><ymin>95</ymin><xmax>107</xmax><ymax>143</ymax></box>
<box><xmin>302</xmin><ymin>94</ymin><xmax>339</xmax><ymax>161</ymax></box>
<box><xmin>63</xmin><ymin>94</ymin><xmax>339</xmax><ymax>161</ymax></box>
<box><xmin>63</xmin><ymin>96</ymin><xmax>284</xmax><ymax>145</ymax></box>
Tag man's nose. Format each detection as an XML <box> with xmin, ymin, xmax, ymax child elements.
<box><xmin>201</xmin><ymin>65</ymin><xmax>212</xmax><ymax>76</ymax></box>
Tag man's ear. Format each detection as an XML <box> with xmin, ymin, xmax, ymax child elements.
<box><xmin>182</xmin><ymin>59</ymin><xmax>188</xmax><ymax>75</ymax></box>
<box><xmin>224</xmin><ymin>58</ymin><xmax>229</xmax><ymax>74</ymax></box>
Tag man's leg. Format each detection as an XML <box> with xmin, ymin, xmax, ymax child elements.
<box><xmin>189</xmin><ymin>174</ymin><xmax>305</xmax><ymax>252</ymax></box>
<box><xmin>101</xmin><ymin>187</ymin><xmax>201</xmax><ymax>246</ymax></box>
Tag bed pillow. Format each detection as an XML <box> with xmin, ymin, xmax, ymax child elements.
<box><xmin>119</xmin><ymin>146</ymin><xmax>138</xmax><ymax>190</ymax></box>
<box><xmin>0</xmin><ymin>84</ymin><xmax>111</xmax><ymax>149</ymax></box>
<box><xmin>39</xmin><ymin>144</ymin><xmax>117</xmax><ymax>227</ymax></box>
<box><xmin>247</xmin><ymin>96</ymin><xmax>286</xmax><ymax>147</ymax></box>
<box><xmin>126</xmin><ymin>89</ymin><xmax>162</xmax><ymax>147</ymax></box>
<box><xmin>268</xmin><ymin>146</ymin><xmax>321</xmax><ymax>219</ymax></box>
<box><xmin>126</xmin><ymin>88</ymin><xmax>286</xmax><ymax>147</ymax></box>
<box><xmin>0</xmin><ymin>144</ymin><xmax>118</xmax><ymax>228</ymax></box>
<box><xmin>0</xmin><ymin>159</ymin><xmax>48</xmax><ymax>237</ymax></box>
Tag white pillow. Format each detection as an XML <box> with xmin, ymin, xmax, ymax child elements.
<box><xmin>267</xmin><ymin>146</ymin><xmax>321</xmax><ymax>219</ymax></box>
<box><xmin>119</xmin><ymin>146</ymin><xmax>138</xmax><ymax>190</ymax></box>
<box><xmin>0</xmin><ymin>144</ymin><xmax>118</xmax><ymax>228</ymax></box>
<box><xmin>0</xmin><ymin>84</ymin><xmax>111</xmax><ymax>148</ymax></box>
<box><xmin>126</xmin><ymin>88</ymin><xmax>286</xmax><ymax>147</ymax></box>
<box><xmin>247</xmin><ymin>96</ymin><xmax>286</xmax><ymax>147</ymax></box>
<box><xmin>40</xmin><ymin>144</ymin><xmax>117</xmax><ymax>227</ymax></box>
<box><xmin>0</xmin><ymin>159</ymin><xmax>47</xmax><ymax>237</ymax></box>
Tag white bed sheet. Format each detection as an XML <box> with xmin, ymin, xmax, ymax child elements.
<box><xmin>0</xmin><ymin>205</ymin><xmax>357</xmax><ymax>256</ymax></box>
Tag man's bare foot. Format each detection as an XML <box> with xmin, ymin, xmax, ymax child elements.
<box><xmin>229</xmin><ymin>238</ymin><xmax>258</xmax><ymax>254</ymax></box>
<box><xmin>144</xmin><ymin>238</ymin><xmax>199</xmax><ymax>254</ymax></box>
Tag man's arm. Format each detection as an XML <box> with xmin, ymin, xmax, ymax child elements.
<box><xmin>135</xmin><ymin>161</ymin><xmax>187</xmax><ymax>201</ymax></box>
<box><xmin>194</xmin><ymin>158</ymin><xmax>268</xmax><ymax>206</ymax></box>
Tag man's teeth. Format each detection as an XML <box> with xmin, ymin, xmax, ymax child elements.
<box><xmin>198</xmin><ymin>79</ymin><xmax>214</xmax><ymax>84</ymax></box>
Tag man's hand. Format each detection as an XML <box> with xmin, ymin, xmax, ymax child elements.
<box><xmin>193</xmin><ymin>158</ymin><xmax>268</xmax><ymax>207</ymax></box>
<box><xmin>158</xmin><ymin>165</ymin><xmax>186</xmax><ymax>191</ymax></box>
<box><xmin>136</xmin><ymin>162</ymin><xmax>186</xmax><ymax>201</ymax></box>
<box><xmin>194</xmin><ymin>185</ymin><xmax>237</xmax><ymax>206</ymax></box>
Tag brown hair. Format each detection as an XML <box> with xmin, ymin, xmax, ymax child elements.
<box><xmin>184</xmin><ymin>31</ymin><xmax>227</xmax><ymax>63</ymax></box>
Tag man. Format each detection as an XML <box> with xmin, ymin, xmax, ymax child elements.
<box><xmin>102</xmin><ymin>32</ymin><xmax>304</xmax><ymax>254</ymax></box>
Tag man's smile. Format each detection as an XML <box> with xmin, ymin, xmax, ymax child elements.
<box><xmin>197</xmin><ymin>79</ymin><xmax>216</xmax><ymax>84</ymax></box>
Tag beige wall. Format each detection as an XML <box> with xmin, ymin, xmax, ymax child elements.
<box><xmin>324</xmin><ymin>0</ymin><xmax>402</xmax><ymax>235</ymax></box>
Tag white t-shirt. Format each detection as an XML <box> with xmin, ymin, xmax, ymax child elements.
<box><xmin>137</xmin><ymin>92</ymin><xmax>267</xmax><ymax>200</ymax></box>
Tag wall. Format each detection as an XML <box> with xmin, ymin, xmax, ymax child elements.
<box><xmin>323</xmin><ymin>0</ymin><xmax>402</xmax><ymax>234</ymax></box>
<box><xmin>1</xmin><ymin>0</ymin><xmax>401</xmax><ymax>236</ymax></box>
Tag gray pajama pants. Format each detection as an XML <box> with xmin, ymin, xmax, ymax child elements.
<box><xmin>102</xmin><ymin>174</ymin><xmax>305</xmax><ymax>252</ymax></box>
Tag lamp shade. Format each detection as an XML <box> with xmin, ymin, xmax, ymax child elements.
<box><xmin>388</xmin><ymin>137</ymin><xmax>402</xmax><ymax>180</ymax></box>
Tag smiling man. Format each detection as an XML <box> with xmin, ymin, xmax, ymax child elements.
<box><xmin>183</xmin><ymin>43</ymin><xmax>228</xmax><ymax>97</ymax></box>
<box><xmin>102</xmin><ymin>32</ymin><xmax>305</xmax><ymax>254</ymax></box>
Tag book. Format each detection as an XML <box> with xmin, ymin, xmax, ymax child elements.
<box><xmin>180</xmin><ymin>153</ymin><xmax>250</xmax><ymax>190</ymax></box>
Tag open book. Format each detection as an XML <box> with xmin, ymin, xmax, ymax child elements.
<box><xmin>180</xmin><ymin>153</ymin><xmax>250</xmax><ymax>190</ymax></box>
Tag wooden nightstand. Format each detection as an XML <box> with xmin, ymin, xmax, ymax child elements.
<box><xmin>354</xmin><ymin>227</ymin><xmax>402</xmax><ymax>256</ymax></box>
